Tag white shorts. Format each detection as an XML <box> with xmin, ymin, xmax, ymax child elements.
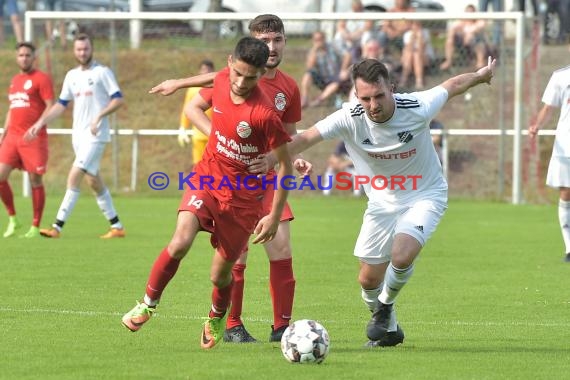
<box><xmin>354</xmin><ymin>198</ymin><xmax>447</xmax><ymax>265</ymax></box>
<box><xmin>546</xmin><ymin>156</ymin><xmax>570</xmax><ymax>188</ymax></box>
<box><xmin>72</xmin><ymin>140</ymin><xmax>106</xmax><ymax>176</ymax></box>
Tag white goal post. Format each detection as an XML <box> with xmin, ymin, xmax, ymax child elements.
<box><xmin>23</xmin><ymin>10</ymin><xmax>527</xmax><ymax>203</ymax></box>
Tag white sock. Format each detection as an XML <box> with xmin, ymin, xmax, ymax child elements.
<box><xmin>361</xmin><ymin>283</ymin><xmax>383</xmax><ymax>312</ymax></box>
<box><xmin>55</xmin><ymin>189</ymin><xmax>80</xmax><ymax>223</ymax></box>
<box><xmin>559</xmin><ymin>199</ymin><xmax>570</xmax><ymax>253</ymax></box>
<box><xmin>143</xmin><ymin>294</ymin><xmax>158</xmax><ymax>307</ymax></box>
<box><xmin>379</xmin><ymin>263</ymin><xmax>415</xmax><ymax>305</ymax></box>
<box><xmin>96</xmin><ymin>188</ymin><xmax>122</xmax><ymax>228</ymax></box>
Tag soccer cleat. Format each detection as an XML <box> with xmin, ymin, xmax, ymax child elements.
<box><xmin>223</xmin><ymin>324</ymin><xmax>258</xmax><ymax>343</ymax></box>
<box><xmin>564</xmin><ymin>253</ymin><xmax>570</xmax><ymax>263</ymax></box>
<box><xmin>366</xmin><ymin>302</ymin><xmax>393</xmax><ymax>341</ymax></box>
<box><xmin>201</xmin><ymin>315</ymin><xmax>225</xmax><ymax>349</ymax></box>
<box><xmin>40</xmin><ymin>227</ymin><xmax>60</xmax><ymax>238</ymax></box>
<box><xmin>3</xmin><ymin>217</ymin><xmax>21</xmax><ymax>238</ymax></box>
<box><xmin>364</xmin><ymin>325</ymin><xmax>405</xmax><ymax>347</ymax></box>
<box><xmin>20</xmin><ymin>226</ymin><xmax>40</xmax><ymax>238</ymax></box>
<box><xmin>122</xmin><ymin>301</ymin><xmax>155</xmax><ymax>332</ymax></box>
<box><xmin>100</xmin><ymin>228</ymin><xmax>126</xmax><ymax>239</ymax></box>
<box><xmin>269</xmin><ymin>325</ymin><xmax>289</xmax><ymax>342</ymax></box>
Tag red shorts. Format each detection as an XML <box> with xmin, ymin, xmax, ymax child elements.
<box><xmin>262</xmin><ymin>173</ymin><xmax>294</xmax><ymax>222</ymax></box>
<box><xmin>261</xmin><ymin>189</ymin><xmax>294</xmax><ymax>222</ymax></box>
<box><xmin>0</xmin><ymin>133</ymin><xmax>48</xmax><ymax>174</ymax></box>
<box><xmin>179</xmin><ymin>187</ymin><xmax>263</xmax><ymax>262</ymax></box>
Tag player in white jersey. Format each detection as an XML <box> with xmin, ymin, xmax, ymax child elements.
<box><xmin>529</xmin><ymin>65</ymin><xmax>570</xmax><ymax>262</ymax></box>
<box><xmin>29</xmin><ymin>33</ymin><xmax>126</xmax><ymax>239</ymax></box>
<box><xmin>258</xmin><ymin>57</ymin><xmax>496</xmax><ymax>346</ymax></box>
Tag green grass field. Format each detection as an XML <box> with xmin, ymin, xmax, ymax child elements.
<box><xmin>1</xmin><ymin>195</ymin><xmax>569</xmax><ymax>380</ymax></box>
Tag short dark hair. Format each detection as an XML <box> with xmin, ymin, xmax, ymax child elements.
<box><xmin>248</xmin><ymin>14</ymin><xmax>285</xmax><ymax>35</ymax></box>
<box><xmin>233</xmin><ymin>37</ymin><xmax>269</xmax><ymax>69</ymax></box>
<box><xmin>74</xmin><ymin>33</ymin><xmax>92</xmax><ymax>46</ymax></box>
<box><xmin>16</xmin><ymin>41</ymin><xmax>36</xmax><ymax>53</ymax></box>
<box><xmin>351</xmin><ymin>59</ymin><xmax>391</xmax><ymax>86</ymax></box>
<box><xmin>199</xmin><ymin>59</ymin><xmax>214</xmax><ymax>70</ymax></box>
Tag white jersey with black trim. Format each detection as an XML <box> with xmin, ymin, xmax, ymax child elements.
<box><xmin>542</xmin><ymin>65</ymin><xmax>570</xmax><ymax>157</ymax></box>
<box><xmin>59</xmin><ymin>61</ymin><xmax>121</xmax><ymax>144</ymax></box>
<box><xmin>315</xmin><ymin>86</ymin><xmax>449</xmax><ymax>205</ymax></box>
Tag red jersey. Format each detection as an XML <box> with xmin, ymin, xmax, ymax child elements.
<box><xmin>196</xmin><ymin>67</ymin><xmax>291</xmax><ymax>207</ymax></box>
<box><xmin>258</xmin><ymin>69</ymin><xmax>302</xmax><ymax>124</ymax></box>
<box><xmin>7</xmin><ymin>70</ymin><xmax>54</xmax><ymax>137</ymax></box>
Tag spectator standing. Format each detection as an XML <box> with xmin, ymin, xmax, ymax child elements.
<box><xmin>0</xmin><ymin>42</ymin><xmax>54</xmax><ymax>238</ymax></box>
<box><xmin>30</xmin><ymin>33</ymin><xmax>126</xmax><ymax>239</ymax></box>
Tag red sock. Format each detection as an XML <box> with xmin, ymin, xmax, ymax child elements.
<box><xmin>145</xmin><ymin>247</ymin><xmax>181</xmax><ymax>302</ymax></box>
<box><xmin>209</xmin><ymin>280</ymin><xmax>233</xmax><ymax>318</ymax></box>
<box><xmin>31</xmin><ymin>185</ymin><xmax>45</xmax><ymax>227</ymax></box>
<box><xmin>0</xmin><ymin>181</ymin><xmax>16</xmax><ymax>216</ymax></box>
<box><xmin>226</xmin><ymin>263</ymin><xmax>246</xmax><ymax>329</ymax></box>
<box><xmin>270</xmin><ymin>258</ymin><xmax>295</xmax><ymax>330</ymax></box>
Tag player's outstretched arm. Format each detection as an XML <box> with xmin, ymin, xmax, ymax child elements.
<box><xmin>149</xmin><ymin>72</ymin><xmax>217</xmax><ymax>96</ymax></box>
<box><xmin>248</xmin><ymin>126</ymin><xmax>324</xmax><ymax>175</ymax></box>
<box><xmin>441</xmin><ymin>56</ymin><xmax>496</xmax><ymax>100</ymax></box>
<box><xmin>252</xmin><ymin>143</ymin><xmax>293</xmax><ymax>244</ymax></box>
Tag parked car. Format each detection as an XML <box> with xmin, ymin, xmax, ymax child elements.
<box><xmin>35</xmin><ymin>0</ymin><xmax>194</xmax><ymax>12</ymax></box>
<box><xmin>188</xmin><ymin>0</ymin><xmax>445</xmax><ymax>38</ymax></box>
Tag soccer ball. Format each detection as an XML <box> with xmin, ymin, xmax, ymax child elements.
<box><xmin>280</xmin><ymin>319</ymin><xmax>330</xmax><ymax>364</ymax></box>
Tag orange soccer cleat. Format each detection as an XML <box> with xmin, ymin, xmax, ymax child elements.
<box><xmin>100</xmin><ymin>228</ymin><xmax>126</xmax><ymax>239</ymax></box>
<box><xmin>40</xmin><ymin>227</ymin><xmax>60</xmax><ymax>238</ymax></box>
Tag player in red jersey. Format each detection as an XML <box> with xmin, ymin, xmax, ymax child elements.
<box><xmin>0</xmin><ymin>42</ymin><xmax>54</xmax><ymax>238</ymax></box>
<box><xmin>122</xmin><ymin>37</ymin><xmax>293</xmax><ymax>350</ymax></box>
<box><xmin>150</xmin><ymin>14</ymin><xmax>310</xmax><ymax>343</ymax></box>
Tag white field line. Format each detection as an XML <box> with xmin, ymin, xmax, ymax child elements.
<box><xmin>0</xmin><ymin>307</ymin><xmax>568</xmax><ymax>327</ymax></box>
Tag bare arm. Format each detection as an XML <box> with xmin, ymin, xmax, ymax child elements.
<box><xmin>306</xmin><ymin>49</ymin><xmax>318</xmax><ymax>70</ymax></box>
<box><xmin>260</xmin><ymin>126</ymin><xmax>325</xmax><ymax>170</ymax></box>
<box><xmin>149</xmin><ymin>72</ymin><xmax>217</xmax><ymax>96</ymax></box>
<box><xmin>90</xmin><ymin>97</ymin><xmax>125</xmax><ymax>135</ymax></box>
<box><xmin>252</xmin><ymin>143</ymin><xmax>293</xmax><ymax>244</ymax></box>
<box><xmin>30</xmin><ymin>102</ymin><xmax>67</xmax><ymax>130</ymax></box>
<box><xmin>283</xmin><ymin>121</ymin><xmax>313</xmax><ymax>177</ymax></box>
<box><xmin>0</xmin><ymin>109</ymin><xmax>11</xmax><ymax>145</ymax></box>
<box><xmin>184</xmin><ymin>92</ymin><xmax>212</xmax><ymax>136</ymax></box>
<box><xmin>441</xmin><ymin>57</ymin><xmax>496</xmax><ymax>100</ymax></box>
<box><xmin>529</xmin><ymin>104</ymin><xmax>556</xmax><ymax>138</ymax></box>
<box><xmin>24</xmin><ymin>98</ymin><xmax>55</xmax><ymax>141</ymax></box>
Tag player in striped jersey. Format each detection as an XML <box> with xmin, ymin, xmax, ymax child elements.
<box><xmin>258</xmin><ymin>57</ymin><xmax>496</xmax><ymax>346</ymax></box>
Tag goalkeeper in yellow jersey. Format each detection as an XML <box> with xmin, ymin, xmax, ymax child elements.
<box><xmin>178</xmin><ymin>59</ymin><xmax>214</xmax><ymax>166</ymax></box>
